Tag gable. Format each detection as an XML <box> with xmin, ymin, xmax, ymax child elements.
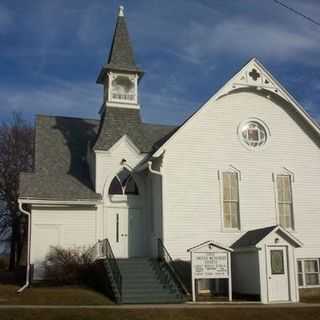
<box><xmin>153</xmin><ymin>58</ymin><xmax>320</xmax><ymax>157</ymax></box>
<box><xmin>231</xmin><ymin>226</ymin><xmax>302</xmax><ymax>249</ymax></box>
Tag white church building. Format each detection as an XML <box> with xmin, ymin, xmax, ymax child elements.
<box><xmin>19</xmin><ymin>7</ymin><xmax>320</xmax><ymax>304</ymax></box>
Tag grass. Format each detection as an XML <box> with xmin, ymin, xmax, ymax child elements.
<box><xmin>0</xmin><ymin>284</ymin><xmax>320</xmax><ymax>319</ymax></box>
<box><xmin>0</xmin><ymin>284</ymin><xmax>113</xmax><ymax>305</ymax></box>
<box><xmin>1</xmin><ymin>308</ymin><xmax>320</xmax><ymax>320</ymax></box>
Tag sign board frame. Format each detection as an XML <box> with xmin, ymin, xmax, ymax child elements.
<box><xmin>188</xmin><ymin>241</ymin><xmax>233</xmax><ymax>302</ymax></box>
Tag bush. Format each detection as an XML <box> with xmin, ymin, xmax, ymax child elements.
<box><xmin>44</xmin><ymin>246</ymin><xmax>95</xmax><ymax>285</ymax></box>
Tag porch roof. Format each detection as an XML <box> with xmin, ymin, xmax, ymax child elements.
<box><xmin>231</xmin><ymin>225</ymin><xmax>303</xmax><ymax>249</ymax></box>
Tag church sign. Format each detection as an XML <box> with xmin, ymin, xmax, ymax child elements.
<box><xmin>192</xmin><ymin>252</ymin><xmax>229</xmax><ymax>279</ymax></box>
<box><xmin>188</xmin><ymin>241</ymin><xmax>233</xmax><ymax>302</ymax></box>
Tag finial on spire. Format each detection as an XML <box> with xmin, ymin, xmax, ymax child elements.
<box><xmin>118</xmin><ymin>5</ymin><xmax>124</xmax><ymax>17</ymax></box>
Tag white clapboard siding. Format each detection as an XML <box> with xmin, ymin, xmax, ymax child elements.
<box><xmin>31</xmin><ymin>206</ymin><xmax>97</xmax><ymax>279</ymax></box>
<box><xmin>161</xmin><ymin>91</ymin><xmax>320</xmax><ymax>260</ymax></box>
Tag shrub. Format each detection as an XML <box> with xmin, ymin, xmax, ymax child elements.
<box><xmin>44</xmin><ymin>246</ymin><xmax>95</xmax><ymax>285</ymax></box>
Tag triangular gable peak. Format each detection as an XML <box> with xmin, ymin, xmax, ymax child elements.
<box><xmin>216</xmin><ymin>58</ymin><xmax>287</xmax><ymax>101</ymax></box>
<box><xmin>187</xmin><ymin>240</ymin><xmax>233</xmax><ymax>253</ymax></box>
<box><xmin>231</xmin><ymin>225</ymin><xmax>302</xmax><ymax>251</ymax></box>
<box><xmin>153</xmin><ymin>57</ymin><xmax>320</xmax><ymax>158</ymax></box>
<box><xmin>259</xmin><ymin>225</ymin><xmax>303</xmax><ymax>248</ymax></box>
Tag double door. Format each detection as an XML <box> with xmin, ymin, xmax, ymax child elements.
<box><xmin>106</xmin><ymin>207</ymin><xmax>144</xmax><ymax>258</ymax></box>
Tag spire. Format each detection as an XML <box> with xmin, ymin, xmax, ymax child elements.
<box><xmin>97</xmin><ymin>6</ymin><xmax>143</xmax><ymax>84</ymax></box>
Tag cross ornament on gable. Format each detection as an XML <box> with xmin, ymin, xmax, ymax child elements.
<box><xmin>249</xmin><ymin>68</ymin><xmax>260</xmax><ymax>81</ymax></box>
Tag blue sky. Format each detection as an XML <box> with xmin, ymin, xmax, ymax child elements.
<box><xmin>0</xmin><ymin>0</ymin><xmax>319</xmax><ymax>125</ymax></box>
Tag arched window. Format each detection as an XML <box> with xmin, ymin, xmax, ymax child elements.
<box><xmin>108</xmin><ymin>168</ymin><xmax>139</xmax><ymax>195</ymax></box>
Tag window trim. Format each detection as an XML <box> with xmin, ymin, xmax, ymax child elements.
<box><xmin>297</xmin><ymin>258</ymin><xmax>320</xmax><ymax>288</ymax></box>
<box><xmin>273</xmin><ymin>171</ymin><xmax>295</xmax><ymax>231</ymax></box>
<box><xmin>218</xmin><ymin>169</ymin><xmax>241</xmax><ymax>232</ymax></box>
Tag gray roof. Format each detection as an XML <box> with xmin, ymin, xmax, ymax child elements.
<box><xmin>19</xmin><ymin>114</ymin><xmax>176</xmax><ymax>201</ymax></box>
<box><xmin>231</xmin><ymin>226</ymin><xmax>277</xmax><ymax>249</ymax></box>
<box><xmin>93</xmin><ymin>107</ymin><xmax>176</xmax><ymax>152</ymax></box>
<box><xmin>97</xmin><ymin>13</ymin><xmax>143</xmax><ymax>84</ymax></box>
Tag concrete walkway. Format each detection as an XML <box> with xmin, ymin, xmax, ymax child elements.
<box><xmin>0</xmin><ymin>303</ymin><xmax>320</xmax><ymax>309</ymax></box>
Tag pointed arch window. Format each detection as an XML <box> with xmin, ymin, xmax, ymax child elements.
<box><xmin>108</xmin><ymin>168</ymin><xmax>139</xmax><ymax>195</ymax></box>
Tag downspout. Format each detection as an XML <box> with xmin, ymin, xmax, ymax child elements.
<box><xmin>17</xmin><ymin>201</ymin><xmax>31</xmax><ymax>294</ymax></box>
<box><xmin>147</xmin><ymin>161</ymin><xmax>164</xmax><ymax>253</ymax></box>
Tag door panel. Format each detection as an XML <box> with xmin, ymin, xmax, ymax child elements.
<box><xmin>267</xmin><ymin>246</ymin><xmax>290</xmax><ymax>302</ymax></box>
<box><xmin>106</xmin><ymin>207</ymin><xmax>144</xmax><ymax>258</ymax></box>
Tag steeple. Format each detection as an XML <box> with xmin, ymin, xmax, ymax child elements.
<box><xmin>93</xmin><ymin>6</ymin><xmax>144</xmax><ymax>151</ymax></box>
<box><xmin>97</xmin><ymin>6</ymin><xmax>143</xmax><ymax>84</ymax></box>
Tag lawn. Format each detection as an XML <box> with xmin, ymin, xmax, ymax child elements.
<box><xmin>0</xmin><ymin>284</ymin><xmax>320</xmax><ymax>319</ymax></box>
<box><xmin>1</xmin><ymin>307</ymin><xmax>320</xmax><ymax>320</ymax></box>
<box><xmin>0</xmin><ymin>284</ymin><xmax>113</xmax><ymax>305</ymax></box>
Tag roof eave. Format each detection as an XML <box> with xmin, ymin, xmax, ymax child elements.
<box><xmin>96</xmin><ymin>65</ymin><xmax>144</xmax><ymax>84</ymax></box>
<box><xmin>18</xmin><ymin>197</ymin><xmax>101</xmax><ymax>205</ymax></box>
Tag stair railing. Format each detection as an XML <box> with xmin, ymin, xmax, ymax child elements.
<box><xmin>157</xmin><ymin>238</ymin><xmax>189</xmax><ymax>296</ymax></box>
<box><xmin>98</xmin><ymin>239</ymin><xmax>122</xmax><ymax>303</ymax></box>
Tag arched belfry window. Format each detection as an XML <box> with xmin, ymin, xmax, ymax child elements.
<box><xmin>108</xmin><ymin>168</ymin><xmax>139</xmax><ymax>195</ymax></box>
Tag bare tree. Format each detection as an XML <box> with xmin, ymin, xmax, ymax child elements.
<box><xmin>0</xmin><ymin>112</ymin><xmax>34</xmax><ymax>271</ymax></box>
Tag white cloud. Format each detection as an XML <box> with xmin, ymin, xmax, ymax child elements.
<box><xmin>0</xmin><ymin>79</ymin><xmax>101</xmax><ymax>120</ymax></box>
<box><xmin>180</xmin><ymin>18</ymin><xmax>320</xmax><ymax>64</ymax></box>
<box><xmin>141</xmin><ymin>90</ymin><xmax>198</xmax><ymax>125</ymax></box>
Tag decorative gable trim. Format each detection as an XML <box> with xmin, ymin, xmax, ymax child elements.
<box><xmin>216</xmin><ymin>58</ymin><xmax>287</xmax><ymax>101</ymax></box>
<box><xmin>153</xmin><ymin>58</ymin><xmax>320</xmax><ymax>158</ymax></box>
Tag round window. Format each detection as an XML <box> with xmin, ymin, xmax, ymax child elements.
<box><xmin>240</xmin><ymin>121</ymin><xmax>268</xmax><ymax>148</ymax></box>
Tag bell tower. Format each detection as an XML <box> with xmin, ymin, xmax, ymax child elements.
<box><xmin>96</xmin><ymin>6</ymin><xmax>143</xmax><ymax>111</ymax></box>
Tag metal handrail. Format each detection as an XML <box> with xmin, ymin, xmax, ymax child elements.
<box><xmin>98</xmin><ymin>239</ymin><xmax>122</xmax><ymax>302</ymax></box>
<box><xmin>157</xmin><ymin>238</ymin><xmax>189</xmax><ymax>295</ymax></box>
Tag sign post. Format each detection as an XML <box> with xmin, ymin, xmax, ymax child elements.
<box><xmin>188</xmin><ymin>241</ymin><xmax>233</xmax><ymax>302</ymax></box>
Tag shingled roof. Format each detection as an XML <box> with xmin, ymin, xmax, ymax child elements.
<box><xmin>97</xmin><ymin>6</ymin><xmax>143</xmax><ymax>84</ymax></box>
<box><xmin>93</xmin><ymin>107</ymin><xmax>176</xmax><ymax>152</ymax></box>
<box><xmin>19</xmin><ymin>114</ymin><xmax>176</xmax><ymax>201</ymax></box>
<box><xmin>231</xmin><ymin>226</ymin><xmax>277</xmax><ymax>249</ymax></box>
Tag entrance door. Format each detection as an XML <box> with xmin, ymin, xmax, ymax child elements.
<box><xmin>106</xmin><ymin>207</ymin><xmax>144</xmax><ymax>258</ymax></box>
<box><xmin>267</xmin><ymin>246</ymin><xmax>290</xmax><ymax>302</ymax></box>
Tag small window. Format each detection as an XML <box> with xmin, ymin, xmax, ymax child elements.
<box><xmin>222</xmin><ymin>172</ymin><xmax>240</xmax><ymax>229</ymax></box>
<box><xmin>109</xmin><ymin>177</ymin><xmax>122</xmax><ymax>195</ymax></box>
<box><xmin>277</xmin><ymin>175</ymin><xmax>294</xmax><ymax>229</ymax></box>
<box><xmin>297</xmin><ymin>259</ymin><xmax>320</xmax><ymax>287</ymax></box>
<box><xmin>270</xmin><ymin>250</ymin><xmax>285</xmax><ymax>275</ymax></box>
<box><xmin>108</xmin><ymin>168</ymin><xmax>139</xmax><ymax>195</ymax></box>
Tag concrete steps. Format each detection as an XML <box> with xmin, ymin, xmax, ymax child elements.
<box><xmin>116</xmin><ymin>258</ymin><xmax>183</xmax><ymax>304</ymax></box>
